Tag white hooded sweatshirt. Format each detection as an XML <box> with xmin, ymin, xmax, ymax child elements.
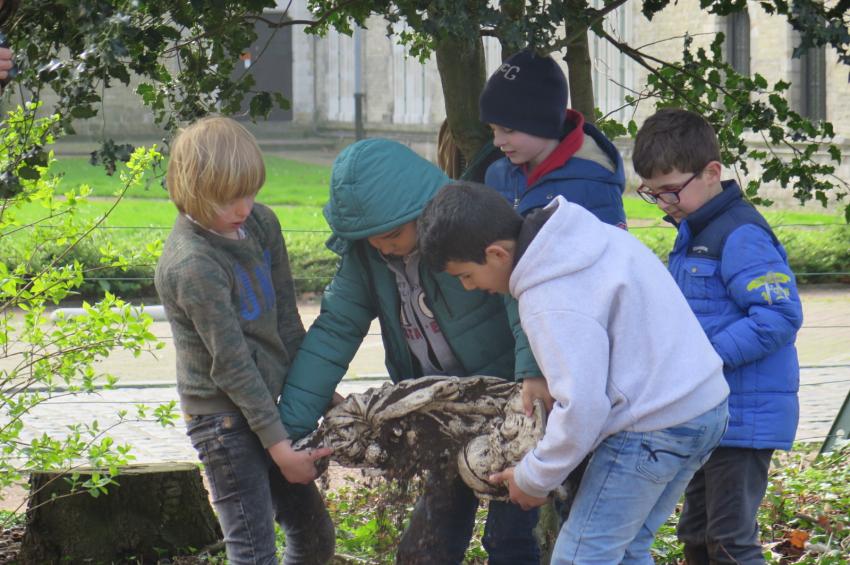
<box><xmin>511</xmin><ymin>196</ymin><xmax>729</xmax><ymax>498</ymax></box>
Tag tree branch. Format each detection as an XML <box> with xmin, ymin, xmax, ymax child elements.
<box><xmin>549</xmin><ymin>0</ymin><xmax>633</xmax><ymax>53</ymax></box>
<box><xmin>595</xmin><ymin>27</ymin><xmax>711</xmax><ymax>114</ymax></box>
<box><xmin>598</xmin><ymin>27</ymin><xmax>850</xmax><ymax>192</ymax></box>
<box><xmin>246</xmin><ymin>0</ymin><xmax>366</xmax><ymax>30</ymax></box>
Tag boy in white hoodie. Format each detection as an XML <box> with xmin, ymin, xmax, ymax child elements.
<box><xmin>418</xmin><ymin>181</ymin><xmax>730</xmax><ymax>564</ymax></box>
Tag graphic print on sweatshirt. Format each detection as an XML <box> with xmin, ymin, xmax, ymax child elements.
<box><xmin>234</xmin><ymin>248</ymin><xmax>276</xmax><ymax>321</ymax></box>
<box><xmin>387</xmin><ymin>252</ymin><xmax>462</xmax><ymax>376</ymax></box>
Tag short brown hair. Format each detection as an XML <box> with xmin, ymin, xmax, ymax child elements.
<box><xmin>632</xmin><ymin>108</ymin><xmax>721</xmax><ymax>178</ymax></box>
<box><xmin>418</xmin><ymin>182</ymin><xmax>523</xmax><ymax>271</ymax></box>
<box><xmin>166</xmin><ymin>116</ymin><xmax>265</xmax><ymax>226</ymax></box>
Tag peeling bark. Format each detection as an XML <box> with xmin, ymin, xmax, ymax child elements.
<box><xmin>296</xmin><ymin>376</ymin><xmax>545</xmax><ymax>501</ymax></box>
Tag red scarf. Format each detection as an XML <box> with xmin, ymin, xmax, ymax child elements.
<box><xmin>525</xmin><ymin>109</ymin><xmax>585</xmax><ymax>187</ymax></box>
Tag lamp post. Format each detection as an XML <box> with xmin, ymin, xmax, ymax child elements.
<box><xmin>354</xmin><ymin>27</ymin><xmax>365</xmax><ymax>140</ymax></box>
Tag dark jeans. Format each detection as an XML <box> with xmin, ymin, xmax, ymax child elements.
<box><xmin>186</xmin><ymin>412</ymin><xmax>335</xmax><ymax>565</ymax></box>
<box><xmin>396</xmin><ymin>472</ymin><xmax>540</xmax><ymax>565</ymax></box>
<box><xmin>677</xmin><ymin>447</ymin><xmax>774</xmax><ymax>565</ymax></box>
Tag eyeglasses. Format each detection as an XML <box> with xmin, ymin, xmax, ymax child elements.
<box><xmin>636</xmin><ymin>171</ymin><xmax>701</xmax><ymax>205</ymax></box>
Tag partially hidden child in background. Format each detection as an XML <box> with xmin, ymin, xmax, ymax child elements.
<box><xmin>155</xmin><ymin>116</ymin><xmax>334</xmax><ymax>565</ymax></box>
<box><xmin>633</xmin><ymin>108</ymin><xmax>803</xmax><ymax>565</ymax></box>
<box><xmin>278</xmin><ymin>138</ymin><xmax>541</xmax><ymax>565</ymax></box>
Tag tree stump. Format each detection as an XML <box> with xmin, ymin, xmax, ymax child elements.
<box><xmin>18</xmin><ymin>462</ymin><xmax>222</xmax><ymax>564</ymax></box>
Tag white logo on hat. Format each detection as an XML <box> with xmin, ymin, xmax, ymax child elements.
<box><xmin>497</xmin><ymin>63</ymin><xmax>520</xmax><ymax>80</ymax></box>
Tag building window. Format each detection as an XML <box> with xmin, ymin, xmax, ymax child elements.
<box><xmin>390</xmin><ymin>23</ymin><xmax>431</xmax><ymax>125</ymax></box>
<box><xmin>231</xmin><ymin>12</ymin><xmax>293</xmax><ymax>122</ymax></box>
<box><xmin>800</xmin><ymin>46</ymin><xmax>827</xmax><ymax>121</ymax></box>
<box><xmin>326</xmin><ymin>29</ymin><xmax>355</xmax><ymax>122</ymax></box>
<box><xmin>726</xmin><ymin>10</ymin><xmax>750</xmax><ymax>76</ymax></box>
<box><xmin>589</xmin><ymin>0</ymin><xmax>634</xmax><ymax>123</ymax></box>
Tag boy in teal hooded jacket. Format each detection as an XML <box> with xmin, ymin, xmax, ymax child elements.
<box><xmin>279</xmin><ymin>139</ymin><xmax>540</xmax><ymax>564</ymax></box>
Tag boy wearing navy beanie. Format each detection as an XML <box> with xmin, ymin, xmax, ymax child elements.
<box><xmin>479</xmin><ymin>50</ymin><xmax>627</xmax><ymax>228</ymax></box>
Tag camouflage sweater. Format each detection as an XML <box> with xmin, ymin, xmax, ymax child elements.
<box><xmin>155</xmin><ymin>203</ymin><xmax>304</xmax><ymax>448</ymax></box>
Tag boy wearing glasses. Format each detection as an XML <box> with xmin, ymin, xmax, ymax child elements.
<box><xmin>633</xmin><ymin>108</ymin><xmax>803</xmax><ymax>564</ymax></box>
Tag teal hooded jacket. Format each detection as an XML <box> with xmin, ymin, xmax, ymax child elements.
<box><xmin>278</xmin><ymin>139</ymin><xmax>537</xmax><ymax>439</ymax></box>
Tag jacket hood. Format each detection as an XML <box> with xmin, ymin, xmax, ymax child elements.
<box><xmin>324</xmin><ymin>138</ymin><xmax>450</xmax><ymax>254</ymax></box>
<box><xmin>510</xmin><ymin>196</ymin><xmax>609</xmax><ymax>297</ymax></box>
<box><xmin>541</xmin><ymin>122</ymin><xmax>624</xmax><ymax>186</ymax></box>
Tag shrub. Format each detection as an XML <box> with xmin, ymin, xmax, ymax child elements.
<box><xmin>0</xmin><ymin>105</ymin><xmax>174</xmax><ymax>524</ymax></box>
<box><xmin>285</xmin><ymin>232</ymin><xmax>339</xmax><ymax>295</ymax></box>
<box><xmin>778</xmin><ymin>225</ymin><xmax>850</xmax><ymax>284</ymax></box>
<box><xmin>3</xmin><ymin>207</ymin><xmax>848</xmax><ymax>302</ymax></box>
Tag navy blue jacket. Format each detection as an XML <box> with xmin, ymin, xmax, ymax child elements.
<box><xmin>484</xmin><ymin>111</ymin><xmax>627</xmax><ymax>227</ymax></box>
<box><xmin>668</xmin><ymin>181</ymin><xmax>802</xmax><ymax>449</ymax></box>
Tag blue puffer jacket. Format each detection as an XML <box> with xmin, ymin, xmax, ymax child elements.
<box><xmin>668</xmin><ymin>181</ymin><xmax>803</xmax><ymax>450</ymax></box>
<box><xmin>278</xmin><ymin>139</ymin><xmax>533</xmax><ymax>439</ymax></box>
<box><xmin>484</xmin><ymin>110</ymin><xmax>627</xmax><ymax>226</ymax></box>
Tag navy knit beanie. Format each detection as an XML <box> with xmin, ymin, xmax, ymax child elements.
<box><xmin>479</xmin><ymin>51</ymin><xmax>569</xmax><ymax>139</ymax></box>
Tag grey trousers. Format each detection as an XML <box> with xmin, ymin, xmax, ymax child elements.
<box><xmin>186</xmin><ymin>412</ymin><xmax>335</xmax><ymax>565</ymax></box>
<box><xmin>677</xmin><ymin>447</ymin><xmax>774</xmax><ymax>565</ymax></box>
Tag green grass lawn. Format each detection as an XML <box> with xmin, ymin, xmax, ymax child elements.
<box><xmin>10</xmin><ymin>199</ymin><xmax>332</xmax><ymax>232</ymax></box>
<box><xmin>49</xmin><ymin>156</ymin><xmax>333</xmax><ymax>207</ymax></box>
<box><xmin>40</xmin><ymin>157</ymin><xmax>847</xmax><ymax>228</ymax></box>
<box><xmin>6</xmin><ymin>157</ymin><xmax>847</xmax><ymax>295</ymax></box>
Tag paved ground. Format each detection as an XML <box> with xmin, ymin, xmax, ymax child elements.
<box><xmin>10</xmin><ymin>285</ymin><xmax>850</xmax><ymax>466</ymax></box>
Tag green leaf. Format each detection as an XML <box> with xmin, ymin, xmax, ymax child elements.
<box><xmin>273</xmin><ymin>92</ymin><xmax>291</xmax><ymax>111</ymax></box>
<box><xmin>249</xmin><ymin>92</ymin><xmax>273</xmax><ymax>118</ymax></box>
<box><xmin>70</xmin><ymin>106</ymin><xmax>97</xmax><ymax>119</ymax></box>
<box><xmin>828</xmin><ymin>145</ymin><xmax>841</xmax><ymax>163</ymax></box>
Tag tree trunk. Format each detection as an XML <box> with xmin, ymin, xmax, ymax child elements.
<box><xmin>435</xmin><ymin>36</ymin><xmax>492</xmax><ymax>164</ymax></box>
<box><xmin>563</xmin><ymin>25</ymin><xmax>596</xmax><ymax>124</ymax></box>
<box><xmin>534</xmin><ymin>500</ymin><xmax>561</xmax><ymax>564</ymax></box>
<box><xmin>19</xmin><ymin>463</ymin><xmax>222</xmax><ymax>564</ymax></box>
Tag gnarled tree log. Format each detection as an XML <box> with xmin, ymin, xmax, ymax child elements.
<box><xmin>19</xmin><ymin>462</ymin><xmax>221</xmax><ymax>564</ymax></box>
<box><xmin>296</xmin><ymin>375</ymin><xmax>545</xmax><ymax>501</ymax></box>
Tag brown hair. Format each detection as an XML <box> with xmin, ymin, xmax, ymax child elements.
<box><xmin>166</xmin><ymin>116</ymin><xmax>265</xmax><ymax>226</ymax></box>
<box><xmin>437</xmin><ymin>119</ymin><xmax>464</xmax><ymax>179</ymax></box>
<box><xmin>632</xmin><ymin>108</ymin><xmax>721</xmax><ymax>178</ymax></box>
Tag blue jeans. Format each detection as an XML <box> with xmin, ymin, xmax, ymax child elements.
<box><xmin>552</xmin><ymin>401</ymin><xmax>728</xmax><ymax>565</ymax></box>
<box><xmin>186</xmin><ymin>412</ymin><xmax>335</xmax><ymax>565</ymax></box>
<box><xmin>397</xmin><ymin>472</ymin><xmax>540</xmax><ymax>564</ymax></box>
